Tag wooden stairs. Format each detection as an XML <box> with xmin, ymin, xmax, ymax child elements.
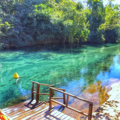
<box><xmin>1</xmin><ymin>81</ymin><xmax>93</xmax><ymax>120</ymax></box>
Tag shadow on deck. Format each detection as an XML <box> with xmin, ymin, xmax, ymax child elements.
<box><xmin>2</xmin><ymin>100</ymin><xmax>76</xmax><ymax>120</ymax></box>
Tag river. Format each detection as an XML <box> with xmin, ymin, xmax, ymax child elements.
<box><xmin>0</xmin><ymin>43</ymin><xmax>120</xmax><ymax>111</ymax></box>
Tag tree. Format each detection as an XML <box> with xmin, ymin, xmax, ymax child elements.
<box><xmin>87</xmin><ymin>0</ymin><xmax>105</xmax><ymax>43</ymax></box>
<box><xmin>99</xmin><ymin>1</ymin><xmax>120</xmax><ymax>43</ymax></box>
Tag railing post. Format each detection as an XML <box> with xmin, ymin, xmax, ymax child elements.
<box><xmin>52</xmin><ymin>85</ymin><xmax>54</xmax><ymax>97</ymax></box>
<box><xmin>88</xmin><ymin>103</ymin><xmax>93</xmax><ymax>120</ymax></box>
<box><xmin>49</xmin><ymin>87</ymin><xmax>52</xmax><ymax>112</ymax></box>
<box><xmin>31</xmin><ymin>82</ymin><xmax>34</xmax><ymax>101</ymax></box>
<box><xmin>66</xmin><ymin>95</ymin><xmax>69</xmax><ymax>107</ymax></box>
<box><xmin>36</xmin><ymin>84</ymin><xmax>40</xmax><ymax>104</ymax></box>
<box><xmin>63</xmin><ymin>90</ymin><xmax>65</xmax><ymax>104</ymax></box>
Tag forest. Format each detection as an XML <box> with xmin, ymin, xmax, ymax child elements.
<box><xmin>0</xmin><ymin>0</ymin><xmax>120</xmax><ymax>49</ymax></box>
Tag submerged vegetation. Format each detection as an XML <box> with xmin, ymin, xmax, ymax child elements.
<box><xmin>1</xmin><ymin>43</ymin><xmax>120</xmax><ymax>108</ymax></box>
<box><xmin>0</xmin><ymin>0</ymin><xmax>120</xmax><ymax>48</ymax></box>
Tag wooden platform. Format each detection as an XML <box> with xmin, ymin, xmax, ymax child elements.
<box><xmin>1</xmin><ymin>100</ymin><xmax>76</xmax><ymax>120</ymax></box>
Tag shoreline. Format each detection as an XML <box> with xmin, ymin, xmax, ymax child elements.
<box><xmin>93</xmin><ymin>81</ymin><xmax>120</xmax><ymax>119</ymax></box>
<box><xmin>62</xmin><ymin>79</ymin><xmax>120</xmax><ymax>119</ymax></box>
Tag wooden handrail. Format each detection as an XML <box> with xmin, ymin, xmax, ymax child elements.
<box><xmin>49</xmin><ymin>87</ymin><xmax>93</xmax><ymax>104</ymax></box>
<box><xmin>31</xmin><ymin>81</ymin><xmax>65</xmax><ymax>104</ymax></box>
<box><xmin>49</xmin><ymin>87</ymin><xmax>93</xmax><ymax>120</ymax></box>
<box><xmin>31</xmin><ymin>81</ymin><xmax>55</xmax><ymax>103</ymax></box>
<box><xmin>31</xmin><ymin>81</ymin><xmax>54</xmax><ymax>87</ymax></box>
<box><xmin>53</xmin><ymin>87</ymin><xmax>65</xmax><ymax>91</ymax></box>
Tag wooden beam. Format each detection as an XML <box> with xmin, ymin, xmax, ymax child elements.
<box><xmin>49</xmin><ymin>88</ymin><xmax>52</xmax><ymax>111</ymax></box>
<box><xmin>51</xmin><ymin>97</ymin><xmax>63</xmax><ymax>99</ymax></box>
<box><xmin>31</xmin><ymin>82</ymin><xmax>34</xmax><ymax>101</ymax></box>
<box><xmin>31</xmin><ymin>81</ymin><xmax>54</xmax><ymax>87</ymax></box>
<box><xmin>66</xmin><ymin>95</ymin><xmax>69</xmax><ymax>107</ymax></box>
<box><xmin>53</xmin><ymin>87</ymin><xmax>65</xmax><ymax>91</ymax></box>
<box><xmin>51</xmin><ymin>99</ymin><xmax>66</xmax><ymax>107</ymax></box>
<box><xmin>63</xmin><ymin>90</ymin><xmax>65</xmax><ymax>104</ymax></box>
<box><xmin>88</xmin><ymin>103</ymin><xmax>93</xmax><ymax>120</ymax></box>
<box><xmin>68</xmin><ymin>106</ymin><xmax>88</xmax><ymax>117</ymax></box>
<box><xmin>36</xmin><ymin>84</ymin><xmax>40</xmax><ymax>103</ymax></box>
<box><xmin>51</xmin><ymin>99</ymin><xmax>88</xmax><ymax>117</ymax></box>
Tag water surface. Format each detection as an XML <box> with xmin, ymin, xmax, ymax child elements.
<box><xmin>0</xmin><ymin>44</ymin><xmax>120</xmax><ymax>109</ymax></box>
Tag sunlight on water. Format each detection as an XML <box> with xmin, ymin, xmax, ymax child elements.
<box><xmin>0</xmin><ymin>44</ymin><xmax>120</xmax><ymax>109</ymax></box>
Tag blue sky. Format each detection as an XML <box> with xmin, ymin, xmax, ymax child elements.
<box><xmin>104</xmin><ymin>0</ymin><xmax>120</xmax><ymax>5</ymax></box>
<box><xmin>75</xmin><ymin>0</ymin><xmax>120</xmax><ymax>6</ymax></box>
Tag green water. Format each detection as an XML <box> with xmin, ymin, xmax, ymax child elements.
<box><xmin>0</xmin><ymin>44</ymin><xmax>120</xmax><ymax>109</ymax></box>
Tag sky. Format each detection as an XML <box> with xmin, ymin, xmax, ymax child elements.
<box><xmin>104</xmin><ymin>0</ymin><xmax>120</xmax><ymax>5</ymax></box>
<box><xmin>75</xmin><ymin>0</ymin><xmax>120</xmax><ymax>7</ymax></box>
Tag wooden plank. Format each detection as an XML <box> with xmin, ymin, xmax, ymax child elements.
<box><xmin>4</xmin><ymin>106</ymin><xmax>30</xmax><ymax>117</ymax></box>
<box><xmin>3</xmin><ymin>100</ymin><xmax>36</xmax><ymax>116</ymax></box>
<box><xmin>2</xmin><ymin>100</ymin><xmax>30</xmax><ymax>112</ymax></box>
<box><xmin>52</xmin><ymin>111</ymin><xmax>76</xmax><ymax>120</ymax></box>
<box><xmin>26</xmin><ymin>109</ymin><xmax>47</xmax><ymax>120</ymax></box>
<box><xmin>27</xmin><ymin>106</ymin><xmax>54</xmax><ymax>120</ymax></box>
<box><xmin>50</xmin><ymin>110</ymin><xmax>59</xmax><ymax>115</ymax></box>
<box><xmin>52</xmin><ymin>110</ymin><xmax>65</xmax><ymax>119</ymax></box>
<box><xmin>2</xmin><ymin>100</ymin><xmax>77</xmax><ymax>120</ymax></box>
<box><xmin>21</xmin><ymin>106</ymin><xmax>49</xmax><ymax>120</ymax></box>
<box><xmin>11</xmin><ymin>104</ymin><xmax>49</xmax><ymax>120</ymax></box>
<box><xmin>9</xmin><ymin>101</ymin><xmax>45</xmax><ymax>117</ymax></box>
<box><xmin>51</xmin><ymin>110</ymin><xmax>61</xmax><ymax>117</ymax></box>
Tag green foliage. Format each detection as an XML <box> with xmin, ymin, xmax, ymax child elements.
<box><xmin>33</xmin><ymin>0</ymin><xmax>89</xmax><ymax>44</ymax></box>
<box><xmin>98</xmin><ymin>2</ymin><xmax>120</xmax><ymax>43</ymax></box>
<box><xmin>0</xmin><ymin>0</ymin><xmax>120</xmax><ymax>48</ymax></box>
<box><xmin>99</xmin><ymin>5</ymin><xmax>120</xmax><ymax>30</ymax></box>
<box><xmin>87</xmin><ymin>0</ymin><xmax>105</xmax><ymax>43</ymax></box>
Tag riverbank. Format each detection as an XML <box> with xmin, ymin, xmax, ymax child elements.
<box><xmin>93</xmin><ymin>80</ymin><xmax>120</xmax><ymax>119</ymax></box>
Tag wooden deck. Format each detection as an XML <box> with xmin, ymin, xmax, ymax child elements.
<box><xmin>1</xmin><ymin>81</ymin><xmax>93</xmax><ymax>120</ymax></box>
<box><xmin>1</xmin><ymin>100</ymin><xmax>76</xmax><ymax>120</ymax></box>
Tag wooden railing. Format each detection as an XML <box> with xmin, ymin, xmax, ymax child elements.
<box><xmin>31</xmin><ymin>81</ymin><xmax>65</xmax><ymax>104</ymax></box>
<box><xmin>31</xmin><ymin>81</ymin><xmax>54</xmax><ymax>104</ymax></box>
<box><xmin>49</xmin><ymin>87</ymin><xmax>93</xmax><ymax>120</ymax></box>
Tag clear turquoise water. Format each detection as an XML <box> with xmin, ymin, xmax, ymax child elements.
<box><xmin>0</xmin><ymin>44</ymin><xmax>120</xmax><ymax>109</ymax></box>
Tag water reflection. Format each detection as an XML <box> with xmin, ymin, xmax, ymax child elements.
<box><xmin>97</xmin><ymin>55</ymin><xmax>120</xmax><ymax>83</ymax></box>
<box><xmin>84</xmin><ymin>82</ymin><xmax>109</xmax><ymax>105</ymax></box>
<box><xmin>84</xmin><ymin>82</ymin><xmax>101</xmax><ymax>94</ymax></box>
<box><xmin>98</xmin><ymin>86</ymin><xmax>109</xmax><ymax>105</ymax></box>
